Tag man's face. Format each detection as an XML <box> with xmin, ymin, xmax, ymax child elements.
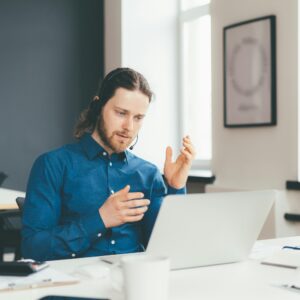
<box><xmin>94</xmin><ymin>87</ymin><xmax>150</xmax><ymax>154</ymax></box>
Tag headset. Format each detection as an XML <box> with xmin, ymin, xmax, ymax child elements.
<box><xmin>95</xmin><ymin>68</ymin><xmax>131</xmax><ymax>101</ymax></box>
<box><xmin>129</xmin><ymin>135</ymin><xmax>138</xmax><ymax>150</ymax></box>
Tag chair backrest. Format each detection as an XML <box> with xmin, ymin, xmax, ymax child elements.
<box><xmin>16</xmin><ymin>197</ymin><xmax>25</xmax><ymax>213</ymax></box>
<box><xmin>0</xmin><ymin>172</ymin><xmax>7</xmax><ymax>187</ymax></box>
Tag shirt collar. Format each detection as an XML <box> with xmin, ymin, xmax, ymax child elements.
<box><xmin>80</xmin><ymin>133</ymin><xmax>130</xmax><ymax>163</ymax></box>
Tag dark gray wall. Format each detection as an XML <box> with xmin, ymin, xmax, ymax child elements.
<box><xmin>0</xmin><ymin>0</ymin><xmax>104</xmax><ymax>191</ymax></box>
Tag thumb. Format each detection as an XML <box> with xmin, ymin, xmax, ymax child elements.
<box><xmin>115</xmin><ymin>185</ymin><xmax>130</xmax><ymax>196</ymax></box>
<box><xmin>165</xmin><ymin>146</ymin><xmax>173</xmax><ymax>165</ymax></box>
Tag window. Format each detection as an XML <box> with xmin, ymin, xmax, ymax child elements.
<box><xmin>181</xmin><ymin>0</ymin><xmax>210</xmax><ymax>11</ymax></box>
<box><xmin>179</xmin><ymin>0</ymin><xmax>212</xmax><ymax>168</ymax></box>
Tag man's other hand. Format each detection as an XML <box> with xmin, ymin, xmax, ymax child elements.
<box><xmin>99</xmin><ymin>185</ymin><xmax>150</xmax><ymax>228</ymax></box>
<box><xmin>163</xmin><ymin>135</ymin><xmax>196</xmax><ymax>189</ymax></box>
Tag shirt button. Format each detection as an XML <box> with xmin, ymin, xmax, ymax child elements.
<box><xmin>103</xmin><ymin>152</ymin><xmax>107</xmax><ymax>156</ymax></box>
<box><xmin>71</xmin><ymin>253</ymin><xmax>76</xmax><ymax>258</ymax></box>
<box><xmin>109</xmin><ymin>162</ymin><xmax>112</xmax><ymax>167</ymax></box>
<box><xmin>111</xmin><ymin>240</ymin><xmax>116</xmax><ymax>245</ymax></box>
<box><xmin>97</xmin><ymin>233</ymin><xmax>102</xmax><ymax>238</ymax></box>
<box><xmin>111</xmin><ymin>190</ymin><xmax>114</xmax><ymax>194</ymax></box>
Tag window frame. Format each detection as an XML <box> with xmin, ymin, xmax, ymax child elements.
<box><xmin>178</xmin><ymin>1</ymin><xmax>212</xmax><ymax>170</ymax></box>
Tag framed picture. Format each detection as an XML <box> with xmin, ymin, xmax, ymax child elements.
<box><xmin>223</xmin><ymin>15</ymin><xmax>276</xmax><ymax>127</ymax></box>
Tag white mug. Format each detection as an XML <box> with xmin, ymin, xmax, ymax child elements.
<box><xmin>111</xmin><ymin>254</ymin><xmax>170</xmax><ymax>300</ymax></box>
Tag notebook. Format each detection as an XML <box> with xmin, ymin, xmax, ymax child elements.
<box><xmin>261</xmin><ymin>249</ymin><xmax>300</xmax><ymax>269</ymax></box>
<box><xmin>0</xmin><ymin>267</ymin><xmax>78</xmax><ymax>292</ymax></box>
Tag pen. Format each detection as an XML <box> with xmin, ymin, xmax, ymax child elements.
<box><xmin>281</xmin><ymin>284</ymin><xmax>300</xmax><ymax>290</ymax></box>
<box><xmin>282</xmin><ymin>246</ymin><xmax>300</xmax><ymax>250</ymax></box>
<box><xmin>5</xmin><ymin>278</ymin><xmax>52</xmax><ymax>291</ymax></box>
<box><xmin>101</xmin><ymin>259</ymin><xmax>113</xmax><ymax>265</ymax></box>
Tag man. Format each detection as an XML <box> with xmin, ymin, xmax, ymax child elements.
<box><xmin>22</xmin><ymin>68</ymin><xmax>195</xmax><ymax>261</ymax></box>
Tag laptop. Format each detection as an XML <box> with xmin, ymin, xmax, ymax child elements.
<box><xmin>102</xmin><ymin>190</ymin><xmax>276</xmax><ymax>270</ymax></box>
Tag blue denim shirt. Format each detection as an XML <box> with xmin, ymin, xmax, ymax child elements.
<box><xmin>22</xmin><ymin>133</ymin><xmax>185</xmax><ymax>261</ymax></box>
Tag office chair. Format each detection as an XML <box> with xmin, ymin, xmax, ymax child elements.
<box><xmin>16</xmin><ymin>197</ymin><xmax>25</xmax><ymax>213</ymax></box>
<box><xmin>0</xmin><ymin>197</ymin><xmax>25</xmax><ymax>261</ymax></box>
<box><xmin>0</xmin><ymin>209</ymin><xmax>21</xmax><ymax>261</ymax></box>
<box><xmin>0</xmin><ymin>172</ymin><xmax>7</xmax><ymax>187</ymax></box>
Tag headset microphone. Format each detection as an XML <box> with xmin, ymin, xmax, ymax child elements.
<box><xmin>129</xmin><ymin>135</ymin><xmax>139</xmax><ymax>150</ymax></box>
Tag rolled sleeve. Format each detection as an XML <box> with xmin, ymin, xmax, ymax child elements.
<box><xmin>167</xmin><ymin>185</ymin><xmax>186</xmax><ymax>195</ymax></box>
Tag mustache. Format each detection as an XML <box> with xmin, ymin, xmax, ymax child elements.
<box><xmin>114</xmin><ymin>131</ymin><xmax>133</xmax><ymax>139</ymax></box>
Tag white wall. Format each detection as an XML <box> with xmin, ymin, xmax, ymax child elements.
<box><xmin>210</xmin><ymin>0</ymin><xmax>300</xmax><ymax>237</ymax></box>
<box><xmin>105</xmin><ymin>0</ymin><xmax>180</xmax><ymax>170</ymax></box>
<box><xmin>211</xmin><ymin>0</ymin><xmax>298</xmax><ymax>189</ymax></box>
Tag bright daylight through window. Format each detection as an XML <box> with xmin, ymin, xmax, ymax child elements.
<box><xmin>180</xmin><ymin>0</ymin><xmax>212</xmax><ymax>168</ymax></box>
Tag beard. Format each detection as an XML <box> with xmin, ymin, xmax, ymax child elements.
<box><xmin>96</xmin><ymin>114</ymin><xmax>134</xmax><ymax>153</ymax></box>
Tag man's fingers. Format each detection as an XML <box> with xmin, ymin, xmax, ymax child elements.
<box><xmin>183</xmin><ymin>135</ymin><xmax>190</xmax><ymax>141</ymax></box>
<box><xmin>114</xmin><ymin>185</ymin><xmax>130</xmax><ymax>196</ymax></box>
<box><xmin>182</xmin><ymin>136</ymin><xmax>196</xmax><ymax>156</ymax></box>
<box><xmin>125</xmin><ymin>206</ymin><xmax>148</xmax><ymax>216</ymax></box>
<box><xmin>180</xmin><ymin>148</ymin><xmax>193</xmax><ymax>161</ymax></box>
<box><xmin>113</xmin><ymin>186</ymin><xmax>144</xmax><ymax>202</ymax></box>
<box><xmin>126</xmin><ymin>214</ymin><xmax>145</xmax><ymax>223</ymax></box>
<box><xmin>124</xmin><ymin>199</ymin><xmax>150</xmax><ymax>208</ymax></box>
<box><xmin>183</xmin><ymin>139</ymin><xmax>192</xmax><ymax>147</ymax></box>
<box><xmin>165</xmin><ymin>146</ymin><xmax>173</xmax><ymax>164</ymax></box>
<box><xmin>182</xmin><ymin>135</ymin><xmax>192</xmax><ymax>145</ymax></box>
<box><xmin>183</xmin><ymin>141</ymin><xmax>196</xmax><ymax>157</ymax></box>
<box><xmin>122</xmin><ymin>192</ymin><xmax>145</xmax><ymax>201</ymax></box>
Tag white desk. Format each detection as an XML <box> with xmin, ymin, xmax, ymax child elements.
<box><xmin>0</xmin><ymin>188</ymin><xmax>25</xmax><ymax>210</ymax></box>
<box><xmin>1</xmin><ymin>236</ymin><xmax>300</xmax><ymax>300</ymax></box>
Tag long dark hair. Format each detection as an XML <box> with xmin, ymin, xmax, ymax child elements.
<box><xmin>74</xmin><ymin>67</ymin><xmax>153</xmax><ymax>139</ymax></box>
